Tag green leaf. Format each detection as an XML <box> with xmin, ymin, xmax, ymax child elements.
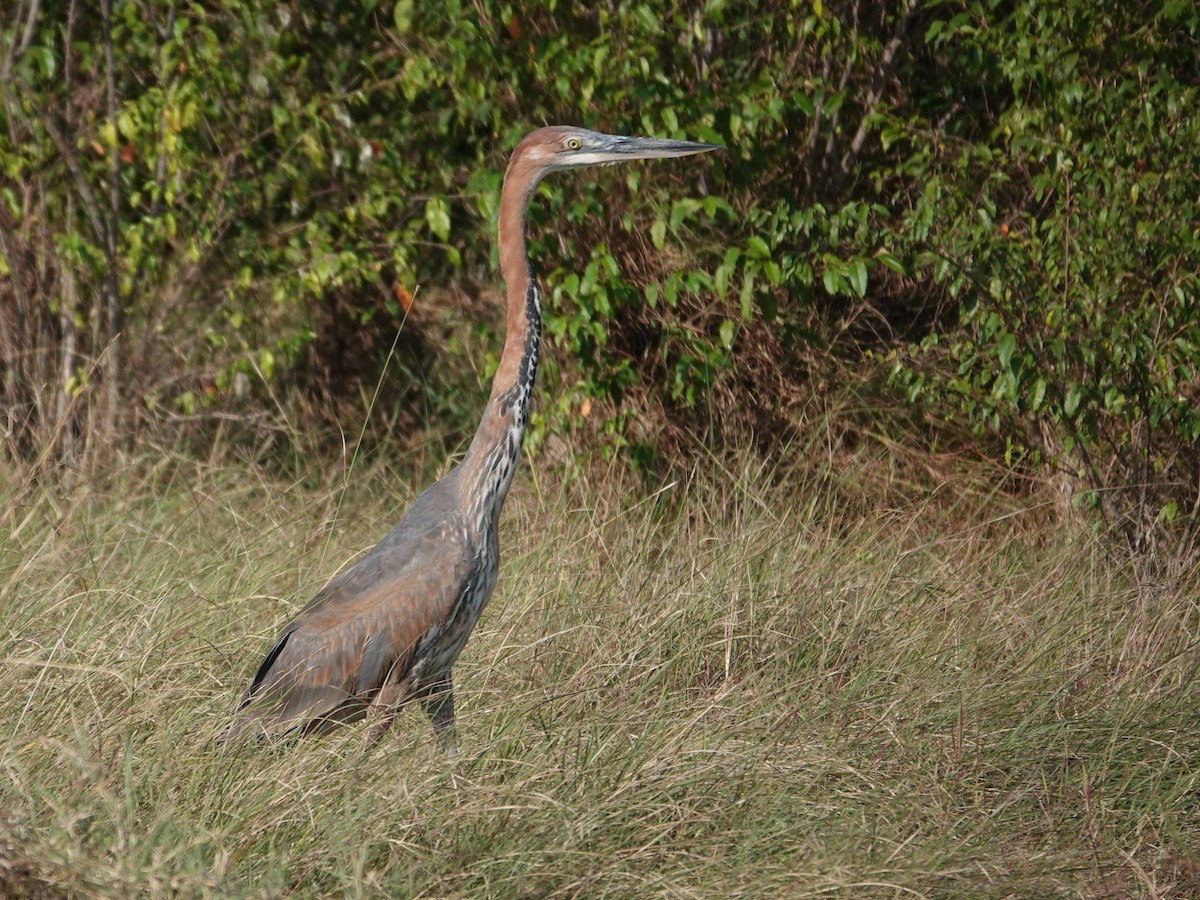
<box><xmin>1063</xmin><ymin>385</ymin><xmax>1082</xmax><ymax>418</ymax></box>
<box><xmin>847</xmin><ymin>259</ymin><xmax>867</xmax><ymax>297</ymax></box>
<box><xmin>740</xmin><ymin>273</ymin><xmax>755</xmax><ymax>320</ymax></box>
<box><xmin>1031</xmin><ymin>377</ymin><xmax>1046</xmax><ymax>411</ymax></box>
<box><xmin>744</xmin><ymin>236</ymin><xmax>772</xmax><ymax>260</ymax></box>
<box><xmin>997</xmin><ymin>333</ymin><xmax>1016</xmax><ymax>369</ymax></box>
<box><xmin>822</xmin><ymin>267</ymin><xmax>846</xmax><ymax>296</ymax></box>
<box><xmin>393</xmin><ymin>0</ymin><xmax>414</xmax><ymax>32</ymax></box>
<box><xmin>650</xmin><ymin>217</ymin><xmax>666</xmax><ymax>250</ymax></box>
<box><xmin>662</xmin><ymin>274</ymin><xmax>679</xmax><ymax>307</ymax></box>
<box><xmin>116</xmin><ymin>110</ymin><xmax>137</xmax><ymax>141</ymax></box>
<box><xmin>875</xmin><ymin>250</ymin><xmax>906</xmax><ymax>275</ymax></box>
<box><xmin>26</xmin><ymin>45</ymin><xmax>56</xmax><ymax>80</ymax></box>
<box><xmin>425</xmin><ymin>197</ymin><xmax>451</xmax><ymax>241</ymax></box>
<box><xmin>719</xmin><ymin>319</ymin><xmax>735</xmax><ymax>349</ymax></box>
<box><xmin>746</xmin><ymin>236</ymin><xmax>770</xmax><ymax>259</ymax></box>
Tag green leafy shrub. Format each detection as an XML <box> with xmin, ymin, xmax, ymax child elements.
<box><xmin>885</xmin><ymin>0</ymin><xmax>1200</xmax><ymax>554</ymax></box>
<box><xmin>0</xmin><ymin>0</ymin><xmax>930</xmax><ymax>465</ymax></box>
<box><xmin>3</xmin><ymin>0</ymin><xmax>1197</xmax><ymax>556</ymax></box>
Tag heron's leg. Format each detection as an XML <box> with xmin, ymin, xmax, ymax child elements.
<box><xmin>364</xmin><ymin>678</ymin><xmax>409</xmax><ymax>745</ymax></box>
<box><xmin>421</xmin><ymin>671</ymin><xmax>458</xmax><ymax>761</ymax></box>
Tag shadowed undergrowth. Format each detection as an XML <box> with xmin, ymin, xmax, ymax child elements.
<box><xmin>1</xmin><ymin>440</ymin><xmax>1197</xmax><ymax>898</ymax></box>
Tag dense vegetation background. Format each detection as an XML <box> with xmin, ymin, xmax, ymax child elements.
<box><xmin>2</xmin><ymin>1</ymin><xmax>1199</xmax><ymax>895</ymax></box>
<box><xmin>3</xmin><ymin>0</ymin><xmax>1199</xmax><ymax>555</ymax></box>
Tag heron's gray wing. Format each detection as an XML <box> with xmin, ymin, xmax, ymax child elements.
<box><xmin>294</xmin><ymin>472</ymin><xmax>465</xmax><ymax>617</ymax></box>
<box><xmin>227</xmin><ymin>479</ymin><xmax>475</xmax><ymax>735</ymax></box>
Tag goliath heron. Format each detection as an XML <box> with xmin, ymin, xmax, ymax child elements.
<box><xmin>221</xmin><ymin>126</ymin><xmax>719</xmax><ymax>754</ymax></box>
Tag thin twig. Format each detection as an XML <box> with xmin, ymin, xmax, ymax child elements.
<box><xmin>839</xmin><ymin>0</ymin><xmax>925</xmax><ymax>175</ymax></box>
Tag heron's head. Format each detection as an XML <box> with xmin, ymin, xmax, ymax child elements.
<box><xmin>512</xmin><ymin>126</ymin><xmax>721</xmax><ymax>182</ymax></box>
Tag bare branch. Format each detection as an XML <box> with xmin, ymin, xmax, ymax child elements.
<box><xmin>34</xmin><ymin>112</ymin><xmax>109</xmax><ymax>249</ymax></box>
<box><xmin>0</xmin><ymin>0</ymin><xmax>43</xmax><ymax>83</ymax></box>
<box><xmin>839</xmin><ymin>0</ymin><xmax>925</xmax><ymax>175</ymax></box>
<box><xmin>100</xmin><ymin>0</ymin><xmax>124</xmax><ymax>440</ymax></box>
<box><xmin>127</xmin><ymin>3</ymin><xmax>176</xmax><ymax>304</ymax></box>
<box><xmin>58</xmin><ymin>0</ymin><xmax>81</xmax><ymax>465</ymax></box>
<box><xmin>823</xmin><ymin>0</ymin><xmax>861</xmax><ymax>161</ymax></box>
<box><xmin>15</xmin><ymin>0</ymin><xmax>41</xmax><ymax>59</ymax></box>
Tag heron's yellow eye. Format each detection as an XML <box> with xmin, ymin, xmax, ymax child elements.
<box><xmin>564</xmin><ymin>137</ymin><xmax>581</xmax><ymax>150</ymax></box>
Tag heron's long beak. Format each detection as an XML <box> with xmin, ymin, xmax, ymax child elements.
<box><xmin>594</xmin><ymin>134</ymin><xmax>722</xmax><ymax>162</ymax></box>
<box><xmin>602</xmin><ymin>134</ymin><xmax>723</xmax><ymax>160</ymax></box>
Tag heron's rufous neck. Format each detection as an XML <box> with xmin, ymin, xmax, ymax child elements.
<box><xmin>458</xmin><ymin>143</ymin><xmax>545</xmax><ymax>518</ymax></box>
<box><xmin>491</xmin><ymin>146</ymin><xmax>543</xmax><ymax>402</ymax></box>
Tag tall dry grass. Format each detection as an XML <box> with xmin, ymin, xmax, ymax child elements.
<box><xmin>1</xmin><ymin>429</ymin><xmax>1197</xmax><ymax>897</ymax></box>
